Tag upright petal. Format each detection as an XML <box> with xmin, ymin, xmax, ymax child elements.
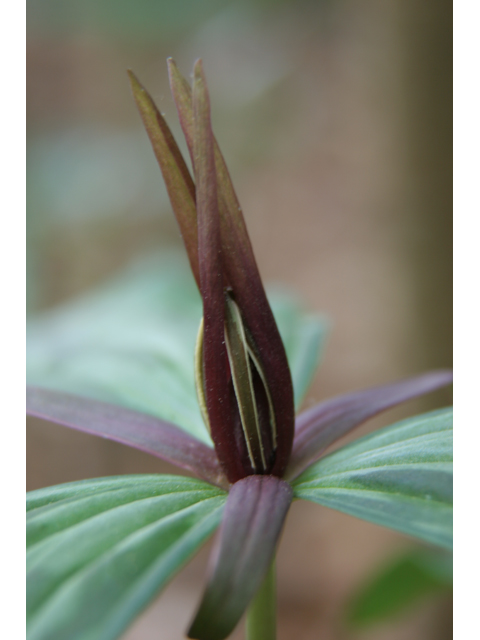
<box><xmin>192</xmin><ymin>61</ymin><xmax>246</xmax><ymax>483</ymax></box>
<box><xmin>168</xmin><ymin>59</ymin><xmax>294</xmax><ymax>477</ymax></box>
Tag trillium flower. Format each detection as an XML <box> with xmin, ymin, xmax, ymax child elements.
<box><xmin>26</xmin><ymin>60</ymin><xmax>452</xmax><ymax>640</ymax></box>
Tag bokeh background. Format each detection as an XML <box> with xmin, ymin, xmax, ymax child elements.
<box><xmin>26</xmin><ymin>0</ymin><xmax>452</xmax><ymax>638</ymax></box>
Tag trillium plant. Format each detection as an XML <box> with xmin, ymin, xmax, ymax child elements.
<box><xmin>26</xmin><ymin>59</ymin><xmax>453</xmax><ymax>640</ymax></box>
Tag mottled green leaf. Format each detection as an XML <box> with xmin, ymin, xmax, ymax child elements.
<box><xmin>293</xmin><ymin>408</ymin><xmax>453</xmax><ymax>549</ymax></box>
<box><xmin>27</xmin><ymin>475</ymin><xmax>226</xmax><ymax>640</ymax></box>
<box><xmin>269</xmin><ymin>289</ymin><xmax>328</xmax><ymax>409</ymax></box>
<box><xmin>26</xmin><ymin>254</ymin><xmax>209</xmax><ymax>443</ymax></box>
<box><xmin>27</xmin><ymin>255</ymin><xmax>326</xmax><ymax>443</ymax></box>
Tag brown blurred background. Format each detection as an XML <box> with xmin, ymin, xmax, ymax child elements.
<box><xmin>26</xmin><ymin>0</ymin><xmax>452</xmax><ymax>638</ymax></box>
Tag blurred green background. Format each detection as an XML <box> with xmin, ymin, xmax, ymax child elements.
<box><xmin>27</xmin><ymin>0</ymin><xmax>452</xmax><ymax>638</ymax></box>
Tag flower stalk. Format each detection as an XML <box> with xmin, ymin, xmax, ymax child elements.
<box><xmin>246</xmin><ymin>561</ymin><xmax>277</xmax><ymax>640</ymax></box>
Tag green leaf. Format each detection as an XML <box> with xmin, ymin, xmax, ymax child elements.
<box><xmin>27</xmin><ymin>474</ymin><xmax>226</xmax><ymax>640</ymax></box>
<box><xmin>26</xmin><ymin>254</ymin><xmax>209</xmax><ymax>442</ymax></box>
<box><xmin>26</xmin><ymin>254</ymin><xmax>326</xmax><ymax>443</ymax></box>
<box><xmin>268</xmin><ymin>289</ymin><xmax>328</xmax><ymax>410</ymax></box>
<box><xmin>346</xmin><ymin>548</ymin><xmax>452</xmax><ymax>627</ymax></box>
<box><xmin>293</xmin><ymin>407</ymin><xmax>453</xmax><ymax>549</ymax></box>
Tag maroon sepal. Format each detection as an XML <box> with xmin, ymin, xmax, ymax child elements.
<box><xmin>26</xmin><ymin>386</ymin><xmax>227</xmax><ymax>488</ymax></box>
<box><xmin>286</xmin><ymin>369</ymin><xmax>453</xmax><ymax>480</ymax></box>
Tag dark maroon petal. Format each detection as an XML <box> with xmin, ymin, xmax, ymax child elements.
<box><xmin>192</xmin><ymin>61</ymin><xmax>245</xmax><ymax>483</ymax></box>
<box><xmin>26</xmin><ymin>386</ymin><xmax>227</xmax><ymax>488</ymax></box>
<box><xmin>167</xmin><ymin>59</ymin><xmax>196</xmax><ymax>159</ymax></box>
<box><xmin>188</xmin><ymin>475</ymin><xmax>292</xmax><ymax>640</ymax></box>
<box><xmin>168</xmin><ymin>58</ymin><xmax>294</xmax><ymax>477</ymax></box>
<box><xmin>286</xmin><ymin>370</ymin><xmax>453</xmax><ymax>480</ymax></box>
<box><xmin>127</xmin><ymin>70</ymin><xmax>200</xmax><ymax>287</ymax></box>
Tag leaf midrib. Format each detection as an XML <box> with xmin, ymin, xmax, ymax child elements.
<box><xmin>28</xmin><ymin>483</ymin><xmax>221</xmax><ymax>517</ymax></box>
<box><xmin>27</xmin><ymin>487</ymin><xmax>224</xmax><ymax>555</ymax></box>
<box><xmin>295</xmin><ymin>459</ymin><xmax>452</xmax><ymax>485</ymax></box>
<box><xmin>295</xmin><ymin>484</ymin><xmax>452</xmax><ymax>507</ymax></box>
<box><xmin>27</xmin><ymin>475</ymin><xmax>213</xmax><ymax>511</ymax></box>
<box><xmin>301</xmin><ymin>428</ymin><xmax>452</xmax><ymax>471</ymax></box>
